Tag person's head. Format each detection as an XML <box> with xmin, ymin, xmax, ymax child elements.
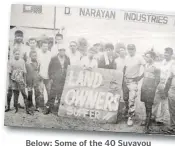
<box><xmin>29</xmin><ymin>38</ymin><xmax>37</xmax><ymax>49</ymax></box>
<box><xmin>13</xmin><ymin>48</ymin><xmax>20</xmax><ymax>60</ymax></box>
<box><xmin>69</xmin><ymin>41</ymin><xmax>78</xmax><ymax>53</ymax></box>
<box><xmin>164</xmin><ymin>47</ymin><xmax>173</xmax><ymax>61</ymax></box>
<box><xmin>115</xmin><ymin>42</ymin><xmax>125</xmax><ymax>52</ymax></box>
<box><xmin>58</xmin><ymin>44</ymin><xmax>66</xmax><ymax>57</ymax></box>
<box><xmin>105</xmin><ymin>43</ymin><xmax>114</xmax><ymax>56</ymax></box>
<box><xmin>78</xmin><ymin>37</ymin><xmax>88</xmax><ymax>56</ymax></box>
<box><xmin>55</xmin><ymin>33</ymin><xmax>63</xmax><ymax>44</ymax></box>
<box><xmin>127</xmin><ymin>44</ymin><xmax>136</xmax><ymax>57</ymax></box>
<box><xmin>93</xmin><ymin>43</ymin><xmax>101</xmax><ymax>53</ymax></box>
<box><xmin>144</xmin><ymin>50</ymin><xmax>156</xmax><ymax>63</ymax></box>
<box><xmin>118</xmin><ymin>45</ymin><xmax>126</xmax><ymax>58</ymax></box>
<box><xmin>87</xmin><ymin>47</ymin><xmax>98</xmax><ymax>59</ymax></box>
<box><xmin>41</xmin><ymin>39</ymin><xmax>49</xmax><ymax>53</ymax></box>
<box><xmin>29</xmin><ymin>50</ymin><xmax>37</xmax><ymax>62</ymax></box>
<box><xmin>14</xmin><ymin>30</ymin><xmax>23</xmax><ymax>44</ymax></box>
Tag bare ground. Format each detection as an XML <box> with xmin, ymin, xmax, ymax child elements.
<box><xmin>4</xmin><ymin>88</ymin><xmax>174</xmax><ymax>135</ymax></box>
<box><xmin>4</xmin><ymin>108</ymin><xmax>171</xmax><ymax>135</ymax></box>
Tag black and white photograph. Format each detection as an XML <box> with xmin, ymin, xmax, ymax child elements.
<box><xmin>4</xmin><ymin>4</ymin><xmax>175</xmax><ymax>135</ymax></box>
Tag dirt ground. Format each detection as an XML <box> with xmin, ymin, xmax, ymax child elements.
<box><xmin>4</xmin><ymin>106</ymin><xmax>171</xmax><ymax>135</ymax></box>
<box><xmin>4</xmin><ymin>85</ymin><xmax>173</xmax><ymax>135</ymax></box>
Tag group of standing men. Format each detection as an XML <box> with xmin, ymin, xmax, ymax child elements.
<box><xmin>5</xmin><ymin>29</ymin><xmax>175</xmax><ymax>134</ymax></box>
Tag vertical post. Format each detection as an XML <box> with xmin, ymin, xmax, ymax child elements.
<box><xmin>53</xmin><ymin>6</ymin><xmax>56</xmax><ymax>42</ymax></box>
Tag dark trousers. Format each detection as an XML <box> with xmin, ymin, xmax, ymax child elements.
<box><xmin>6</xmin><ymin>88</ymin><xmax>20</xmax><ymax>109</ymax></box>
<box><xmin>144</xmin><ymin>102</ymin><xmax>153</xmax><ymax>128</ymax></box>
<box><xmin>145</xmin><ymin>102</ymin><xmax>152</xmax><ymax>114</ymax></box>
<box><xmin>28</xmin><ymin>86</ymin><xmax>43</xmax><ymax>108</ymax></box>
<box><xmin>7</xmin><ymin>88</ymin><xmax>29</xmax><ymax>112</ymax></box>
<box><xmin>46</xmin><ymin>85</ymin><xmax>63</xmax><ymax>110</ymax></box>
<box><xmin>6</xmin><ymin>88</ymin><xmax>13</xmax><ymax>109</ymax></box>
<box><xmin>14</xmin><ymin>88</ymin><xmax>29</xmax><ymax>112</ymax></box>
<box><xmin>27</xmin><ymin>90</ymin><xmax>33</xmax><ymax>107</ymax></box>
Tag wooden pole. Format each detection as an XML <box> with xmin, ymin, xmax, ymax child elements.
<box><xmin>53</xmin><ymin>6</ymin><xmax>56</xmax><ymax>41</ymax></box>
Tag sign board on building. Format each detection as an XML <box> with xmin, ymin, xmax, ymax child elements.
<box><xmin>10</xmin><ymin>4</ymin><xmax>55</xmax><ymax>29</ymax></box>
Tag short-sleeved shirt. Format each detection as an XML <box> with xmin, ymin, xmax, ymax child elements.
<box><xmin>142</xmin><ymin>63</ymin><xmax>160</xmax><ymax>86</ymax></box>
<box><xmin>160</xmin><ymin>59</ymin><xmax>174</xmax><ymax>84</ymax></box>
<box><xmin>115</xmin><ymin>57</ymin><xmax>126</xmax><ymax>72</ymax></box>
<box><xmin>125</xmin><ymin>55</ymin><xmax>146</xmax><ymax>78</ymax></box>
<box><xmin>37</xmin><ymin>50</ymin><xmax>51</xmax><ymax>79</ymax></box>
<box><xmin>67</xmin><ymin>51</ymin><xmax>81</xmax><ymax>66</ymax></box>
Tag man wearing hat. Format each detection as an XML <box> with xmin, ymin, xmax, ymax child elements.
<box><xmin>123</xmin><ymin>44</ymin><xmax>146</xmax><ymax>126</ymax></box>
<box><xmin>80</xmin><ymin>46</ymin><xmax>98</xmax><ymax>69</ymax></box>
<box><xmin>44</xmin><ymin>44</ymin><xmax>70</xmax><ymax>115</ymax></box>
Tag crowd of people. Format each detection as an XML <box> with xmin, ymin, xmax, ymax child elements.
<box><xmin>5</xmin><ymin>29</ymin><xmax>175</xmax><ymax>134</ymax></box>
